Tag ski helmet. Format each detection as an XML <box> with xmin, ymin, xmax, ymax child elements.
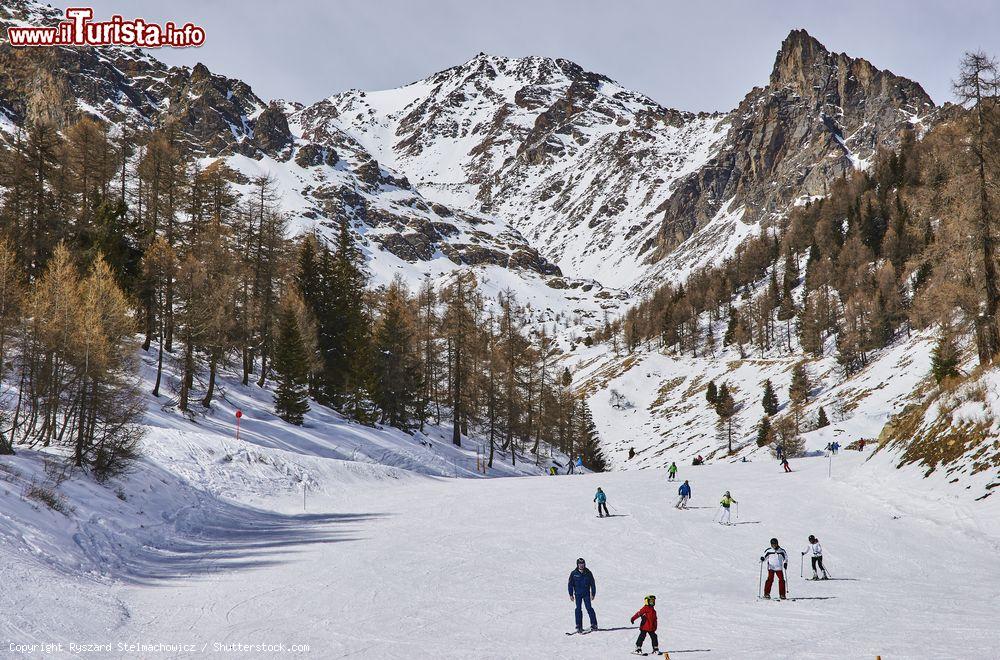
<box><xmin>644</xmin><ymin>594</ymin><xmax>656</xmax><ymax>606</ymax></box>
<box><xmin>808</xmin><ymin>535</ymin><xmax>817</xmax><ymax>542</ymax></box>
<box><xmin>770</xmin><ymin>537</ymin><xmax>779</xmax><ymax>546</ymax></box>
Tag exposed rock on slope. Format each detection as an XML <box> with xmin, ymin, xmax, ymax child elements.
<box><xmin>653</xmin><ymin>29</ymin><xmax>934</xmax><ymax>255</ymax></box>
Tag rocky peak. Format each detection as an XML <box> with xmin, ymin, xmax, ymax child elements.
<box><xmin>652</xmin><ymin>30</ymin><xmax>936</xmax><ymax>262</ymax></box>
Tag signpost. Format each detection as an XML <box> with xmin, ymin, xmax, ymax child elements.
<box><xmin>235</xmin><ymin>409</ymin><xmax>243</xmax><ymax>442</ymax></box>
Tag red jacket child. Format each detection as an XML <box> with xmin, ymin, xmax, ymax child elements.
<box><xmin>631</xmin><ymin>602</ymin><xmax>658</xmax><ymax>632</ymax></box>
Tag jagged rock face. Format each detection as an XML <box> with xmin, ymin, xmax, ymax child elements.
<box><xmin>0</xmin><ymin>1</ymin><xmax>283</xmax><ymax>158</ymax></box>
<box><xmin>653</xmin><ymin>29</ymin><xmax>935</xmax><ymax>254</ymax></box>
<box><xmin>0</xmin><ymin>3</ymin><xmax>942</xmax><ymax>295</ymax></box>
<box><xmin>301</xmin><ymin>53</ymin><xmax>728</xmax><ymax>288</ymax></box>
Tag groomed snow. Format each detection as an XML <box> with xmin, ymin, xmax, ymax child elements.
<box><xmin>3</xmin><ymin>442</ymin><xmax>997</xmax><ymax>658</ymax></box>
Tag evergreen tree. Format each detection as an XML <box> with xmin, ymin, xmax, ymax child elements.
<box><xmin>705</xmin><ymin>380</ymin><xmax>718</xmax><ymax>405</ymax></box>
<box><xmin>756</xmin><ymin>415</ymin><xmax>772</xmax><ymax>447</ymax></box>
<box><xmin>272</xmin><ymin>304</ymin><xmax>311</xmax><ymax>425</ymax></box>
<box><xmin>761</xmin><ymin>379</ymin><xmax>779</xmax><ymax>416</ymax></box>
<box><xmin>372</xmin><ymin>278</ymin><xmax>420</xmax><ymax>429</ymax></box>
<box><xmin>789</xmin><ymin>362</ymin><xmax>811</xmax><ymax>406</ymax></box>
<box><xmin>714</xmin><ymin>382</ymin><xmax>737</xmax><ymax>453</ymax></box>
<box><xmin>931</xmin><ymin>330</ymin><xmax>961</xmax><ymax>384</ymax></box>
<box><xmin>577</xmin><ymin>401</ymin><xmax>606</xmax><ymax>472</ymax></box>
<box><xmin>816</xmin><ymin>406</ymin><xmax>830</xmax><ymax>428</ymax></box>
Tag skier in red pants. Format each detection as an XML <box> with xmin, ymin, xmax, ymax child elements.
<box><xmin>760</xmin><ymin>537</ymin><xmax>788</xmax><ymax>599</ymax></box>
<box><xmin>781</xmin><ymin>457</ymin><xmax>791</xmax><ymax>472</ymax></box>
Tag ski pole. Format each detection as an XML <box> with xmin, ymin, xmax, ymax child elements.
<box><xmin>800</xmin><ymin>554</ymin><xmax>804</xmax><ymax>578</ymax></box>
<box><xmin>757</xmin><ymin>560</ymin><xmax>764</xmax><ymax>598</ymax></box>
<box><xmin>736</xmin><ymin>501</ymin><xmax>739</xmax><ymax>521</ymax></box>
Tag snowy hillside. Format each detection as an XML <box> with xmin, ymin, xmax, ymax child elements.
<box><xmin>4</xmin><ymin>448</ymin><xmax>997</xmax><ymax>658</ymax></box>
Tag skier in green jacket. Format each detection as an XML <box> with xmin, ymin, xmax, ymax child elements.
<box><xmin>719</xmin><ymin>491</ymin><xmax>738</xmax><ymax>525</ymax></box>
<box><xmin>667</xmin><ymin>462</ymin><xmax>678</xmax><ymax>481</ymax></box>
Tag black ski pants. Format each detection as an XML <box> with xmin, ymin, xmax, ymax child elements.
<box><xmin>811</xmin><ymin>556</ymin><xmax>826</xmax><ymax>572</ymax></box>
<box><xmin>636</xmin><ymin>630</ymin><xmax>658</xmax><ymax>650</ymax></box>
<box><xmin>597</xmin><ymin>502</ymin><xmax>609</xmax><ymax>516</ymax></box>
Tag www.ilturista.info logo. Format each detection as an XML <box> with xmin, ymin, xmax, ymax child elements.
<box><xmin>6</xmin><ymin>7</ymin><xmax>205</xmax><ymax>48</ymax></box>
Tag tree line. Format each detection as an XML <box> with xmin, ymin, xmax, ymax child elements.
<box><xmin>0</xmin><ymin>115</ymin><xmax>606</xmax><ymax>477</ymax></box>
<box><xmin>595</xmin><ymin>52</ymin><xmax>1000</xmax><ymax>457</ymax></box>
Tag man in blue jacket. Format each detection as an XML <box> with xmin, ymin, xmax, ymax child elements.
<box><xmin>568</xmin><ymin>558</ymin><xmax>598</xmax><ymax>632</ymax></box>
<box><xmin>676</xmin><ymin>480</ymin><xmax>692</xmax><ymax>509</ymax></box>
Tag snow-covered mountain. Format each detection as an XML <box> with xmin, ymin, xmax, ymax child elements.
<box><xmin>2</xmin><ymin>0</ymin><xmax>983</xmax><ymax>486</ymax></box>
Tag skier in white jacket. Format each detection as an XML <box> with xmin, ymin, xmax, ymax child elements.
<box><xmin>760</xmin><ymin>538</ymin><xmax>788</xmax><ymax>599</ymax></box>
<box><xmin>801</xmin><ymin>534</ymin><xmax>829</xmax><ymax>580</ymax></box>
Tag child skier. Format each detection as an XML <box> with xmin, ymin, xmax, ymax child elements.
<box><xmin>719</xmin><ymin>491</ymin><xmax>738</xmax><ymax>525</ymax></box>
<box><xmin>781</xmin><ymin>457</ymin><xmax>791</xmax><ymax>472</ymax></box>
<box><xmin>675</xmin><ymin>480</ymin><xmax>692</xmax><ymax>509</ymax></box>
<box><xmin>630</xmin><ymin>594</ymin><xmax>659</xmax><ymax>655</ymax></box>
<box><xmin>594</xmin><ymin>487</ymin><xmax>610</xmax><ymax>517</ymax></box>
<box><xmin>801</xmin><ymin>534</ymin><xmax>829</xmax><ymax>580</ymax></box>
<box><xmin>760</xmin><ymin>537</ymin><xmax>789</xmax><ymax>599</ymax></box>
<box><xmin>667</xmin><ymin>462</ymin><xmax>678</xmax><ymax>481</ymax></box>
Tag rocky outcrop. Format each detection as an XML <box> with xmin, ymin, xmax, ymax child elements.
<box><xmin>653</xmin><ymin>29</ymin><xmax>935</xmax><ymax>254</ymax></box>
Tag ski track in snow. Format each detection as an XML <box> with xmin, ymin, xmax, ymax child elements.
<box><xmin>3</xmin><ymin>450</ymin><xmax>998</xmax><ymax>659</ymax></box>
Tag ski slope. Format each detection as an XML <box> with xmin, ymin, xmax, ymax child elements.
<box><xmin>3</xmin><ymin>449</ymin><xmax>997</xmax><ymax>659</ymax></box>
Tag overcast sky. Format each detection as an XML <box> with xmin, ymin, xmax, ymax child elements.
<box><xmin>84</xmin><ymin>0</ymin><xmax>999</xmax><ymax>111</ymax></box>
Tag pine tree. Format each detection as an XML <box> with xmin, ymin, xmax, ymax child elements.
<box><xmin>816</xmin><ymin>406</ymin><xmax>830</xmax><ymax>428</ymax></box>
<box><xmin>272</xmin><ymin>304</ymin><xmax>311</xmax><ymax>425</ymax></box>
<box><xmin>756</xmin><ymin>415</ymin><xmax>772</xmax><ymax>447</ymax></box>
<box><xmin>371</xmin><ymin>277</ymin><xmax>419</xmax><ymax>429</ymax></box>
<box><xmin>931</xmin><ymin>330</ymin><xmax>960</xmax><ymax>384</ymax></box>
<box><xmin>576</xmin><ymin>401</ymin><xmax>606</xmax><ymax>472</ymax></box>
<box><xmin>714</xmin><ymin>383</ymin><xmax>737</xmax><ymax>453</ymax></box>
<box><xmin>761</xmin><ymin>379</ymin><xmax>779</xmax><ymax>416</ymax></box>
<box><xmin>705</xmin><ymin>380</ymin><xmax>718</xmax><ymax>405</ymax></box>
<box><xmin>789</xmin><ymin>362</ymin><xmax>811</xmax><ymax>406</ymax></box>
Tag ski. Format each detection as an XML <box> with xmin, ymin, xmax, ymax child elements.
<box><xmin>757</xmin><ymin>596</ymin><xmax>836</xmax><ymax>601</ymax></box>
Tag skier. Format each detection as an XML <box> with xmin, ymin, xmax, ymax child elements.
<box><xmin>568</xmin><ymin>558</ymin><xmax>598</xmax><ymax>632</ymax></box>
<box><xmin>801</xmin><ymin>534</ymin><xmax>829</xmax><ymax>580</ymax></box>
<box><xmin>630</xmin><ymin>594</ymin><xmax>659</xmax><ymax>655</ymax></box>
<box><xmin>667</xmin><ymin>462</ymin><xmax>678</xmax><ymax>481</ymax></box>
<box><xmin>718</xmin><ymin>491</ymin><xmax>738</xmax><ymax>525</ymax></box>
<box><xmin>858</xmin><ymin>439</ymin><xmax>866</xmax><ymax>451</ymax></box>
<box><xmin>549</xmin><ymin>466</ymin><xmax>558</xmax><ymax>476</ymax></box>
<box><xmin>781</xmin><ymin>457</ymin><xmax>791</xmax><ymax>473</ymax></box>
<box><xmin>675</xmin><ymin>480</ymin><xmax>692</xmax><ymax>509</ymax></box>
<box><xmin>594</xmin><ymin>487</ymin><xmax>610</xmax><ymax>517</ymax></box>
<box><xmin>629</xmin><ymin>447</ymin><xmax>636</xmax><ymax>460</ymax></box>
<box><xmin>576</xmin><ymin>456</ymin><xmax>584</xmax><ymax>472</ymax></box>
<box><xmin>776</xmin><ymin>444</ymin><xmax>784</xmax><ymax>460</ymax></box>
<box><xmin>831</xmin><ymin>441</ymin><xmax>840</xmax><ymax>455</ymax></box>
<box><xmin>760</xmin><ymin>538</ymin><xmax>789</xmax><ymax>599</ymax></box>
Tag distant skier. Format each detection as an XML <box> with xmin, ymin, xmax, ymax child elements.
<box><xmin>630</xmin><ymin>594</ymin><xmax>659</xmax><ymax>655</ymax></box>
<box><xmin>801</xmin><ymin>535</ymin><xmax>829</xmax><ymax>580</ymax></box>
<box><xmin>831</xmin><ymin>442</ymin><xmax>840</xmax><ymax>455</ymax></box>
<box><xmin>549</xmin><ymin>466</ymin><xmax>558</xmax><ymax>476</ymax></box>
<box><xmin>568</xmin><ymin>558</ymin><xmax>598</xmax><ymax>632</ymax></box>
<box><xmin>776</xmin><ymin>444</ymin><xmax>784</xmax><ymax>460</ymax></box>
<box><xmin>781</xmin><ymin>457</ymin><xmax>791</xmax><ymax>473</ymax></box>
<box><xmin>667</xmin><ymin>462</ymin><xmax>678</xmax><ymax>481</ymax></box>
<box><xmin>567</xmin><ymin>458</ymin><xmax>576</xmax><ymax>475</ymax></box>
<box><xmin>629</xmin><ymin>447</ymin><xmax>636</xmax><ymax>460</ymax></box>
<box><xmin>675</xmin><ymin>480</ymin><xmax>692</xmax><ymax>509</ymax></box>
<box><xmin>760</xmin><ymin>538</ymin><xmax>789</xmax><ymax>599</ymax></box>
<box><xmin>858</xmin><ymin>439</ymin><xmax>866</xmax><ymax>451</ymax></box>
<box><xmin>576</xmin><ymin>456</ymin><xmax>584</xmax><ymax>472</ymax></box>
<box><xmin>692</xmin><ymin>455</ymin><xmax>704</xmax><ymax>466</ymax></box>
<box><xmin>594</xmin><ymin>487</ymin><xmax>610</xmax><ymax>517</ymax></box>
<box><xmin>719</xmin><ymin>491</ymin><xmax>738</xmax><ymax>525</ymax></box>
